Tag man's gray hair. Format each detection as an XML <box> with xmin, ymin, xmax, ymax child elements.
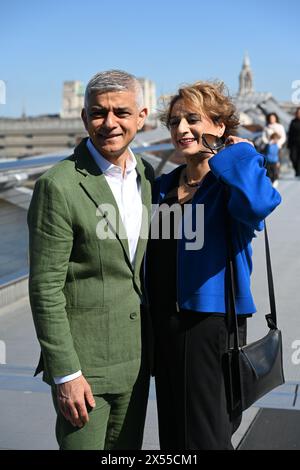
<box><xmin>84</xmin><ymin>70</ymin><xmax>144</xmax><ymax>109</ymax></box>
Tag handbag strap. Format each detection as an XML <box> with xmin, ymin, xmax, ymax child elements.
<box><xmin>263</xmin><ymin>223</ymin><xmax>277</xmax><ymax>328</ymax></box>
<box><xmin>226</xmin><ymin>207</ymin><xmax>278</xmax><ymax>351</ymax></box>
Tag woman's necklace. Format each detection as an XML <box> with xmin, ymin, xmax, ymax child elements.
<box><xmin>183</xmin><ymin>172</ymin><xmax>204</xmax><ymax>188</ymax></box>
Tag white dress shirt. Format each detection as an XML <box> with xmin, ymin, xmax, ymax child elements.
<box><xmin>54</xmin><ymin>138</ymin><xmax>143</xmax><ymax>385</ymax></box>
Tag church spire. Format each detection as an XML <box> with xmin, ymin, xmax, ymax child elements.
<box><xmin>238</xmin><ymin>52</ymin><xmax>254</xmax><ymax>96</ymax></box>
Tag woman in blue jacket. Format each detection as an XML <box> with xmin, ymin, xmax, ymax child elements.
<box><xmin>147</xmin><ymin>81</ymin><xmax>281</xmax><ymax>450</ymax></box>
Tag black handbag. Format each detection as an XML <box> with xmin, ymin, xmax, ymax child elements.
<box><xmin>224</xmin><ymin>220</ymin><xmax>285</xmax><ymax>415</ymax></box>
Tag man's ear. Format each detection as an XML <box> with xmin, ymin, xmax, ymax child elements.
<box><xmin>81</xmin><ymin>108</ymin><xmax>88</xmax><ymax>131</ymax></box>
<box><xmin>137</xmin><ymin>107</ymin><xmax>148</xmax><ymax>130</ymax></box>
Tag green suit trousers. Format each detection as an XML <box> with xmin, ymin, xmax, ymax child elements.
<box><xmin>52</xmin><ymin>364</ymin><xmax>150</xmax><ymax>450</ymax></box>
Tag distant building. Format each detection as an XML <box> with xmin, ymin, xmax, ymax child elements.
<box><xmin>234</xmin><ymin>92</ymin><xmax>292</xmax><ymax>130</ymax></box>
<box><xmin>138</xmin><ymin>78</ymin><xmax>157</xmax><ymax>116</ymax></box>
<box><xmin>0</xmin><ymin>77</ymin><xmax>159</xmax><ymax>158</ymax></box>
<box><xmin>61</xmin><ymin>77</ymin><xmax>157</xmax><ymax>125</ymax></box>
<box><xmin>0</xmin><ymin>115</ymin><xmax>86</xmax><ymax>158</ymax></box>
<box><xmin>235</xmin><ymin>53</ymin><xmax>292</xmax><ymax>133</ymax></box>
<box><xmin>61</xmin><ymin>81</ymin><xmax>84</xmax><ymax>119</ymax></box>
<box><xmin>279</xmin><ymin>101</ymin><xmax>299</xmax><ymax>116</ymax></box>
<box><xmin>238</xmin><ymin>53</ymin><xmax>254</xmax><ymax>96</ymax></box>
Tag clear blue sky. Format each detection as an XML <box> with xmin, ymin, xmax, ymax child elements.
<box><xmin>1</xmin><ymin>0</ymin><xmax>300</xmax><ymax>117</ymax></box>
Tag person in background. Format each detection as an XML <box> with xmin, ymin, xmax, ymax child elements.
<box><xmin>262</xmin><ymin>112</ymin><xmax>286</xmax><ymax>152</ymax></box>
<box><xmin>264</xmin><ymin>132</ymin><xmax>281</xmax><ymax>187</ymax></box>
<box><xmin>287</xmin><ymin>107</ymin><xmax>300</xmax><ymax>177</ymax></box>
<box><xmin>28</xmin><ymin>70</ymin><xmax>154</xmax><ymax>450</ymax></box>
<box><xmin>147</xmin><ymin>80</ymin><xmax>281</xmax><ymax>450</ymax></box>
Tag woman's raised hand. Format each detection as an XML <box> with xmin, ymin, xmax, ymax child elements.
<box><xmin>225</xmin><ymin>135</ymin><xmax>254</xmax><ymax>146</ymax></box>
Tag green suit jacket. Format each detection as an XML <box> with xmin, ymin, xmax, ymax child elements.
<box><xmin>28</xmin><ymin>138</ymin><xmax>154</xmax><ymax>394</ymax></box>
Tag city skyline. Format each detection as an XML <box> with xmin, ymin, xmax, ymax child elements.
<box><xmin>1</xmin><ymin>0</ymin><xmax>300</xmax><ymax>117</ymax></box>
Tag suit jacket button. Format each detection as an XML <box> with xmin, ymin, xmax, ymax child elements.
<box><xmin>130</xmin><ymin>312</ymin><xmax>137</xmax><ymax>320</ymax></box>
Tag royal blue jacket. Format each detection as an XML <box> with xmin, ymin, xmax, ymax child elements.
<box><xmin>151</xmin><ymin>143</ymin><xmax>281</xmax><ymax>314</ymax></box>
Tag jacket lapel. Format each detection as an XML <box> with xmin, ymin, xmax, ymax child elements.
<box><xmin>74</xmin><ymin>139</ymin><xmax>132</xmax><ymax>269</ymax></box>
<box><xmin>133</xmin><ymin>156</ymin><xmax>152</xmax><ymax>273</ymax></box>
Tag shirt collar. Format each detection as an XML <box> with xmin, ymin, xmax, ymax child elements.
<box><xmin>87</xmin><ymin>138</ymin><xmax>137</xmax><ymax>176</ymax></box>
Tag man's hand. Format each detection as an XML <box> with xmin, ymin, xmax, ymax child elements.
<box><xmin>225</xmin><ymin>135</ymin><xmax>255</xmax><ymax>147</ymax></box>
<box><xmin>56</xmin><ymin>375</ymin><xmax>96</xmax><ymax>428</ymax></box>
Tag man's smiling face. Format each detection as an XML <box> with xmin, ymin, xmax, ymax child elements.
<box><xmin>82</xmin><ymin>90</ymin><xmax>147</xmax><ymax>163</ymax></box>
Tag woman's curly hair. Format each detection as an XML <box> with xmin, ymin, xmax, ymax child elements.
<box><xmin>160</xmin><ymin>80</ymin><xmax>240</xmax><ymax>138</ymax></box>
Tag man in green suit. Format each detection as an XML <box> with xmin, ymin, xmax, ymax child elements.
<box><xmin>28</xmin><ymin>70</ymin><xmax>154</xmax><ymax>450</ymax></box>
